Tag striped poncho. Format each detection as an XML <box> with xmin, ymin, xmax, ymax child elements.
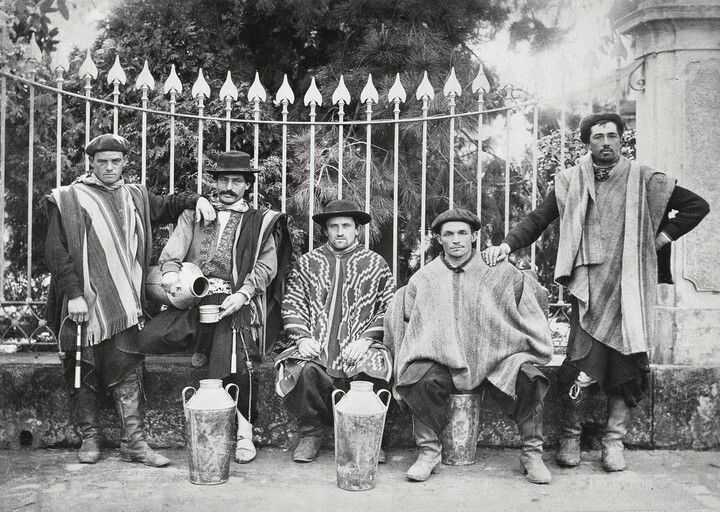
<box><xmin>48</xmin><ymin>178</ymin><xmax>152</xmax><ymax>346</ymax></box>
<box><xmin>275</xmin><ymin>243</ymin><xmax>395</xmax><ymax>397</ymax></box>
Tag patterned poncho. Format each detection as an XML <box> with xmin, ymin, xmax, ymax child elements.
<box><xmin>275</xmin><ymin>242</ymin><xmax>395</xmax><ymax>397</ymax></box>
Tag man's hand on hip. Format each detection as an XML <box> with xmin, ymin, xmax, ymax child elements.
<box><xmin>67</xmin><ymin>296</ymin><xmax>89</xmax><ymax>324</ymax></box>
<box><xmin>195</xmin><ymin>196</ymin><xmax>216</xmax><ymax>224</ymax></box>
<box><xmin>297</xmin><ymin>337</ymin><xmax>322</xmax><ymax>359</ymax></box>
<box><xmin>218</xmin><ymin>293</ymin><xmax>248</xmax><ymax>320</ymax></box>
<box><xmin>481</xmin><ymin>243</ymin><xmax>510</xmax><ymax>266</ymax></box>
<box><xmin>342</xmin><ymin>338</ymin><xmax>373</xmax><ymax>366</ymax></box>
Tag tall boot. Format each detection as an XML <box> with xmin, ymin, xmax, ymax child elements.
<box><xmin>76</xmin><ymin>385</ymin><xmax>101</xmax><ymax>464</ymax></box>
<box><xmin>406</xmin><ymin>415</ymin><xmax>442</xmax><ymax>482</ymax></box>
<box><xmin>293</xmin><ymin>420</ymin><xmax>324</xmax><ymax>463</ymax></box>
<box><xmin>602</xmin><ymin>395</ymin><xmax>629</xmax><ymax>472</ymax></box>
<box><xmin>518</xmin><ymin>405</ymin><xmax>552</xmax><ymax>484</ymax></box>
<box><xmin>556</xmin><ymin>394</ymin><xmax>582</xmax><ymax>467</ymax></box>
<box><xmin>235</xmin><ymin>410</ymin><xmax>256</xmax><ymax>464</ymax></box>
<box><xmin>112</xmin><ymin>372</ymin><xmax>170</xmax><ymax>468</ymax></box>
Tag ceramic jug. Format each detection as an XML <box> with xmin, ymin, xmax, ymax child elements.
<box><xmin>146</xmin><ymin>262</ymin><xmax>209</xmax><ymax>310</ymax></box>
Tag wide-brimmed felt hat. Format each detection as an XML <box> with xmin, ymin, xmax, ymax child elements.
<box><xmin>578</xmin><ymin>112</ymin><xmax>625</xmax><ymax>144</ymax></box>
<box><xmin>85</xmin><ymin>134</ymin><xmax>130</xmax><ymax>156</ymax></box>
<box><xmin>431</xmin><ymin>208</ymin><xmax>481</xmax><ymax>234</ymax></box>
<box><xmin>207</xmin><ymin>151</ymin><xmax>259</xmax><ymax>176</ymax></box>
<box><xmin>312</xmin><ymin>199</ymin><xmax>371</xmax><ymax>226</ymax></box>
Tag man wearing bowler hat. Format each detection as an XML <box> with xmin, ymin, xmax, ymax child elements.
<box><xmin>482</xmin><ymin>112</ymin><xmax>709</xmax><ymax>472</ymax></box>
<box><xmin>139</xmin><ymin>150</ymin><xmax>291</xmax><ymax>464</ymax></box>
<box><xmin>275</xmin><ymin>199</ymin><xmax>395</xmax><ymax>463</ymax></box>
<box><xmin>385</xmin><ymin>208</ymin><xmax>553</xmax><ymax>483</ymax></box>
<box><xmin>44</xmin><ymin>133</ymin><xmax>215</xmax><ymax>467</ymax></box>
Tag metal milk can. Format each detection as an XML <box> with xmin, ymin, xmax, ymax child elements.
<box><xmin>332</xmin><ymin>381</ymin><xmax>391</xmax><ymax>491</ymax></box>
<box><xmin>182</xmin><ymin>379</ymin><xmax>239</xmax><ymax>485</ymax></box>
<box><xmin>439</xmin><ymin>393</ymin><xmax>481</xmax><ymax>465</ymax></box>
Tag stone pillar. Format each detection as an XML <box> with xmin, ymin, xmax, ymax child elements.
<box><xmin>617</xmin><ymin>1</ymin><xmax>720</xmax><ymax>366</ymax></box>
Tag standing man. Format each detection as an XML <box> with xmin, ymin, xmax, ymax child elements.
<box><xmin>385</xmin><ymin>209</ymin><xmax>554</xmax><ymax>484</ymax></box>
<box><xmin>44</xmin><ymin>134</ymin><xmax>215</xmax><ymax>466</ymax></box>
<box><xmin>139</xmin><ymin>150</ymin><xmax>290</xmax><ymax>464</ymax></box>
<box><xmin>275</xmin><ymin>199</ymin><xmax>395</xmax><ymax>463</ymax></box>
<box><xmin>482</xmin><ymin>112</ymin><xmax>710</xmax><ymax>472</ymax></box>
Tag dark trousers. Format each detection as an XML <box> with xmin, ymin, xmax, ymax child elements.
<box><xmin>397</xmin><ymin>361</ymin><xmax>548</xmax><ymax>435</ymax></box>
<box><xmin>283</xmin><ymin>361</ymin><xmax>389</xmax><ymax>427</ymax></box>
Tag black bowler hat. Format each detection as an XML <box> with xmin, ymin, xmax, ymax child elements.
<box><xmin>312</xmin><ymin>199</ymin><xmax>371</xmax><ymax>226</ymax></box>
<box><xmin>578</xmin><ymin>112</ymin><xmax>625</xmax><ymax>144</ymax></box>
<box><xmin>85</xmin><ymin>134</ymin><xmax>130</xmax><ymax>156</ymax></box>
<box><xmin>431</xmin><ymin>208</ymin><xmax>482</xmax><ymax>234</ymax></box>
<box><xmin>208</xmin><ymin>151</ymin><xmax>258</xmax><ymax>176</ymax></box>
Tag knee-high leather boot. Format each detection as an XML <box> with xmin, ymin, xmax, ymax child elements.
<box><xmin>518</xmin><ymin>405</ymin><xmax>552</xmax><ymax>484</ymax></box>
<box><xmin>76</xmin><ymin>384</ymin><xmax>101</xmax><ymax>464</ymax></box>
<box><xmin>406</xmin><ymin>415</ymin><xmax>442</xmax><ymax>482</ymax></box>
<box><xmin>556</xmin><ymin>394</ymin><xmax>582</xmax><ymax>467</ymax></box>
<box><xmin>112</xmin><ymin>372</ymin><xmax>170</xmax><ymax>468</ymax></box>
<box><xmin>602</xmin><ymin>395</ymin><xmax>630</xmax><ymax>472</ymax></box>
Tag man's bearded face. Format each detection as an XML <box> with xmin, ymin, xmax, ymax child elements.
<box><xmin>91</xmin><ymin>151</ymin><xmax>126</xmax><ymax>186</ymax></box>
<box><xmin>588</xmin><ymin>122</ymin><xmax>621</xmax><ymax>165</ymax></box>
<box><xmin>215</xmin><ymin>174</ymin><xmax>249</xmax><ymax>205</ymax></box>
<box><xmin>325</xmin><ymin>216</ymin><xmax>359</xmax><ymax>251</ymax></box>
<box><xmin>437</xmin><ymin>221</ymin><xmax>477</xmax><ymax>262</ymax></box>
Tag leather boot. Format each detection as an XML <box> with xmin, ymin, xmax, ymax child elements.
<box><xmin>293</xmin><ymin>420</ymin><xmax>324</xmax><ymax>462</ymax></box>
<box><xmin>602</xmin><ymin>395</ymin><xmax>629</xmax><ymax>472</ymax></box>
<box><xmin>112</xmin><ymin>372</ymin><xmax>170</xmax><ymax>468</ymax></box>
<box><xmin>235</xmin><ymin>410</ymin><xmax>257</xmax><ymax>464</ymax></box>
<box><xmin>406</xmin><ymin>415</ymin><xmax>442</xmax><ymax>482</ymax></box>
<box><xmin>76</xmin><ymin>385</ymin><xmax>101</xmax><ymax>464</ymax></box>
<box><xmin>518</xmin><ymin>406</ymin><xmax>552</xmax><ymax>484</ymax></box>
<box><xmin>556</xmin><ymin>394</ymin><xmax>582</xmax><ymax>467</ymax></box>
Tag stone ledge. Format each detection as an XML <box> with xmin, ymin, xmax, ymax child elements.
<box><xmin>0</xmin><ymin>353</ymin><xmax>718</xmax><ymax>451</ymax></box>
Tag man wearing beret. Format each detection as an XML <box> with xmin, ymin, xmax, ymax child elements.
<box><xmin>482</xmin><ymin>112</ymin><xmax>710</xmax><ymax>472</ymax></box>
<box><xmin>385</xmin><ymin>208</ymin><xmax>554</xmax><ymax>483</ymax></box>
<box><xmin>275</xmin><ymin>199</ymin><xmax>395</xmax><ymax>463</ymax></box>
<box><xmin>44</xmin><ymin>133</ymin><xmax>215</xmax><ymax>466</ymax></box>
<box><xmin>139</xmin><ymin>150</ymin><xmax>291</xmax><ymax>464</ymax></box>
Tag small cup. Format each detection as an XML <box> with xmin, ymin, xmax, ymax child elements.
<box><xmin>198</xmin><ymin>304</ymin><xmax>220</xmax><ymax>324</ymax></box>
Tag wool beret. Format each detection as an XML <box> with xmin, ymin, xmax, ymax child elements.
<box><xmin>431</xmin><ymin>208</ymin><xmax>482</xmax><ymax>234</ymax></box>
<box><xmin>313</xmin><ymin>199</ymin><xmax>371</xmax><ymax>226</ymax></box>
<box><xmin>579</xmin><ymin>112</ymin><xmax>625</xmax><ymax>144</ymax></box>
<box><xmin>208</xmin><ymin>151</ymin><xmax>258</xmax><ymax>176</ymax></box>
<box><xmin>85</xmin><ymin>134</ymin><xmax>130</xmax><ymax>156</ymax></box>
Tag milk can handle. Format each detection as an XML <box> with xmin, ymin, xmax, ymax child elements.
<box><xmin>376</xmin><ymin>389</ymin><xmax>391</xmax><ymax>411</ymax></box>
<box><xmin>331</xmin><ymin>389</ymin><xmax>345</xmax><ymax>413</ymax></box>
<box><xmin>225</xmin><ymin>383</ymin><xmax>240</xmax><ymax>408</ymax></box>
<box><xmin>182</xmin><ymin>386</ymin><xmax>196</xmax><ymax>411</ymax></box>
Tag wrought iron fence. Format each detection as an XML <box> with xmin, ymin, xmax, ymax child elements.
<box><xmin>0</xmin><ymin>40</ymin><xmax>572</xmax><ymax>352</ymax></box>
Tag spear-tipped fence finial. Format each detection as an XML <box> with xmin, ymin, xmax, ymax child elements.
<box><xmin>332</xmin><ymin>75</ymin><xmax>351</xmax><ymax>105</ymax></box>
<box><xmin>387</xmin><ymin>73</ymin><xmax>406</xmax><ymax>103</ymax></box>
<box><xmin>79</xmin><ymin>49</ymin><xmax>98</xmax><ymax>80</ymax></box>
<box><xmin>26</xmin><ymin>32</ymin><xmax>42</xmax><ymax>65</ymax></box>
<box><xmin>275</xmin><ymin>74</ymin><xmax>295</xmax><ymax>105</ymax></box>
<box><xmin>134</xmin><ymin>60</ymin><xmax>155</xmax><ymax>91</ymax></box>
<box><xmin>472</xmin><ymin>63</ymin><xmax>490</xmax><ymax>94</ymax></box>
<box><xmin>107</xmin><ymin>54</ymin><xmax>127</xmax><ymax>85</ymax></box>
<box><xmin>220</xmin><ymin>71</ymin><xmax>239</xmax><ymax>101</ymax></box>
<box><xmin>163</xmin><ymin>64</ymin><xmax>183</xmax><ymax>95</ymax></box>
<box><xmin>304</xmin><ymin>76</ymin><xmax>322</xmax><ymax>106</ymax></box>
<box><xmin>247</xmin><ymin>71</ymin><xmax>266</xmax><ymax>103</ymax></box>
<box><xmin>191</xmin><ymin>68</ymin><xmax>211</xmax><ymax>99</ymax></box>
<box><xmin>416</xmin><ymin>71</ymin><xmax>435</xmax><ymax>101</ymax></box>
<box><xmin>360</xmin><ymin>74</ymin><xmax>379</xmax><ymax>104</ymax></box>
<box><xmin>51</xmin><ymin>49</ymin><xmax>70</xmax><ymax>75</ymax></box>
<box><xmin>443</xmin><ymin>67</ymin><xmax>462</xmax><ymax>98</ymax></box>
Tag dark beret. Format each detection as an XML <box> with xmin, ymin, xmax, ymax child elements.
<box><xmin>85</xmin><ymin>134</ymin><xmax>130</xmax><ymax>156</ymax></box>
<box><xmin>313</xmin><ymin>199</ymin><xmax>371</xmax><ymax>226</ymax></box>
<box><xmin>579</xmin><ymin>112</ymin><xmax>625</xmax><ymax>144</ymax></box>
<box><xmin>208</xmin><ymin>151</ymin><xmax>258</xmax><ymax>176</ymax></box>
<box><xmin>431</xmin><ymin>208</ymin><xmax>481</xmax><ymax>234</ymax></box>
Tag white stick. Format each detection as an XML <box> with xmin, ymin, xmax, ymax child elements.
<box><xmin>74</xmin><ymin>324</ymin><xmax>82</xmax><ymax>389</ymax></box>
<box><xmin>231</xmin><ymin>328</ymin><xmax>237</xmax><ymax>374</ymax></box>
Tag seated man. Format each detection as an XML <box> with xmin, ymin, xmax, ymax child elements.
<box><xmin>139</xmin><ymin>151</ymin><xmax>290</xmax><ymax>463</ymax></box>
<box><xmin>275</xmin><ymin>199</ymin><xmax>395</xmax><ymax>463</ymax></box>
<box><xmin>385</xmin><ymin>209</ymin><xmax>554</xmax><ymax>484</ymax></box>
